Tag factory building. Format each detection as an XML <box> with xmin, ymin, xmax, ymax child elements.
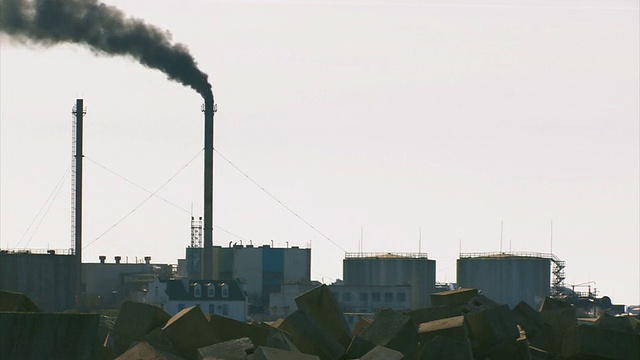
<box><xmin>184</xmin><ymin>243</ymin><xmax>311</xmax><ymax>311</ymax></box>
<box><xmin>342</xmin><ymin>252</ymin><xmax>436</xmax><ymax>309</ymax></box>
<box><xmin>457</xmin><ymin>252</ymin><xmax>565</xmax><ymax>309</ymax></box>
<box><xmin>0</xmin><ymin>249</ymin><xmax>76</xmax><ymax>312</ymax></box>
<box><xmin>82</xmin><ymin>255</ymin><xmax>173</xmax><ymax>308</ymax></box>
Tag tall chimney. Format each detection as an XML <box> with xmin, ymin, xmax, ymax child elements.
<box><xmin>72</xmin><ymin>99</ymin><xmax>85</xmax><ymax>298</ymax></box>
<box><xmin>202</xmin><ymin>97</ymin><xmax>215</xmax><ymax>279</ymax></box>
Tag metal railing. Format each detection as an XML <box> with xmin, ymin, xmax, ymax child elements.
<box><xmin>0</xmin><ymin>248</ymin><xmax>75</xmax><ymax>255</ymax></box>
<box><xmin>459</xmin><ymin>251</ymin><xmax>562</xmax><ymax>262</ymax></box>
<box><xmin>345</xmin><ymin>252</ymin><xmax>429</xmax><ymax>259</ymax></box>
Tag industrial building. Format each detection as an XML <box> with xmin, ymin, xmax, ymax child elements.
<box><xmin>82</xmin><ymin>255</ymin><xmax>173</xmax><ymax>308</ymax></box>
<box><xmin>342</xmin><ymin>252</ymin><xmax>436</xmax><ymax>309</ymax></box>
<box><xmin>0</xmin><ymin>249</ymin><xmax>76</xmax><ymax>312</ymax></box>
<box><xmin>457</xmin><ymin>252</ymin><xmax>565</xmax><ymax>309</ymax></box>
<box><xmin>183</xmin><ymin>228</ymin><xmax>311</xmax><ymax>312</ymax></box>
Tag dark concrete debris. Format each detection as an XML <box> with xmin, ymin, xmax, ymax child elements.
<box><xmin>0</xmin><ymin>312</ymin><xmax>99</xmax><ymax>360</ymax></box>
<box><xmin>253</xmin><ymin>346</ymin><xmax>320</xmax><ymax>360</ymax></box>
<box><xmin>0</xmin><ymin>289</ymin><xmax>41</xmax><ymax>312</ymax></box>
<box><xmin>162</xmin><ymin>305</ymin><xmax>222</xmax><ymax>360</ymax></box>
<box><xmin>358</xmin><ymin>308</ymin><xmax>419</xmax><ymax>356</ymax></box>
<box><xmin>208</xmin><ymin>313</ymin><xmax>270</xmax><ymax>347</ymax></box>
<box><xmin>561</xmin><ymin>324</ymin><xmax>640</xmax><ymax>360</ymax></box>
<box><xmin>358</xmin><ymin>345</ymin><xmax>404</xmax><ymax>360</ymax></box>
<box><xmin>196</xmin><ymin>336</ymin><xmax>254</xmax><ymax>360</ymax></box>
<box><xmin>431</xmin><ymin>288</ymin><xmax>479</xmax><ymax>308</ymax></box>
<box><xmin>278</xmin><ymin>309</ymin><xmax>345</xmax><ymax>360</ymax></box>
<box><xmin>107</xmin><ymin>301</ymin><xmax>172</xmax><ymax>355</ymax></box>
<box><xmin>115</xmin><ymin>341</ymin><xmax>185</xmax><ymax>360</ymax></box>
<box><xmin>295</xmin><ymin>284</ymin><xmax>353</xmax><ymax>348</ymax></box>
<box><xmin>2</xmin><ymin>287</ymin><xmax>638</xmax><ymax>360</ymax></box>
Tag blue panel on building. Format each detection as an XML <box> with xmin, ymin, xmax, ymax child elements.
<box><xmin>262</xmin><ymin>248</ymin><xmax>284</xmax><ymax>272</ymax></box>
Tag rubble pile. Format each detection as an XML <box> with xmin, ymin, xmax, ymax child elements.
<box><xmin>0</xmin><ymin>286</ymin><xmax>639</xmax><ymax>359</ymax></box>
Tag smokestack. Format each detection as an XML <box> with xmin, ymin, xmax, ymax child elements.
<box><xmin>202</xmin><ymin>96</ymin><xmax>215</xmax><ymax>279</ymax></box>
<box><xmin>144</xmin><ymin>256</ymin><xmax>151</xmax><ymax>265</ymax></box>
<box><xmin>99</xmin><ymin>255</ymin><xmax>106</xmax><ymax>264</ymax></box>
<box><xmin>73</xmin><ymin>98</ymin><xmax>84</xmax><ymax>298</ymax></box>
<box><xmin>115</xmin><ymin>256</ymin><xmax>121</xmax><ymax>264</ymax></box>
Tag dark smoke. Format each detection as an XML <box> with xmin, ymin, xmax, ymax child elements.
<box><xmin>0</xmin><ymin>0</ymin><xmax>212</xmax><ymax>100</ymax></box>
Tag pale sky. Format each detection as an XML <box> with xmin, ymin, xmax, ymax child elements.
<box><xmin>1</xmin><ymin>0</ymin><xmax>639</xmax><ymax>305</ymax></box>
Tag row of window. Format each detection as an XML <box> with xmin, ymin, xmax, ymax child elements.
<box><xmin>338</xmin><ymin>291</ymin><xmax>406</xmax><ymax>303</ymax></box>
<box><xmin>193</xmin><ymin>283</ymin><xmax>229</xmax><ymax>298</ymax></box>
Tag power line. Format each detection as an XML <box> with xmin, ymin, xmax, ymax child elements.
<box><xmin>16</xmin><ymin>165</ymin><xmax>71</xmax><ymax>249</ymax></box>
<box><xmin>85</xmin><ymin>155</ymin><xmax>247</xmax><ymax>243</ymax></box>
<box><xmin>83</xmin><ymin>149</ymin><xmax>203</xmax><ymax>250</ymax></box>
<box><xmin>214</xmin><ymin>148</ymin><xmax>347</xmax><ymax>253</ymax></box>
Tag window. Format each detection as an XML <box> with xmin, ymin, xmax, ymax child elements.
<box><xmin>397</xmin><ymin>292</ymin><xmax>406</xmax><ymax>302</ymax></box>
<box><xmin>384</xmin><ymin>292</ymin><xmax>393</xmax><ymax>302</ymax></box>
<box><xmin>359</xmin><ymin>292</ymin><xmax>368</xmax><ymax>302</ymax></box>
<box><xmin>207</xmin><ymin>284</ymin><xmax>215</xmax><ymax>297</ymax></box>
<box><xmin>342</xmin><ymin>292</ymin><xmax>352</xmax><ymax>302</ymax></box>
<box><xmin>222</xmin><ymin>304</ymin><xmax>229</xmax><ymax>316</ymax></box>
<box><xmin>372</xmin><ymin>292</ymin><xmax>381</xmax><ymax>302</ymax></box>
<box><xmin>221</xmin><ymin>284</ymin><xmax>229</xmax><ymax>298</ymax></box>
<box><xmin>194</xmin><ymin>284</ymin><xmax>202</xmax><ymax>298</ymax></box>
<box><xmin>209</xmin><ymin>304</ymin><xmax>215</xmax><ymax>314</ymax></box>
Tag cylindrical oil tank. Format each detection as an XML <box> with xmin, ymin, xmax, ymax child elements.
<box><xmin>343</xmin><ymin>254</ymin><xmax>436</xmax><ymax>309</ymax></box>
<box><xmin>457</xmin><ymin>254</ymin><xmax>551</xmax><ymax>309</ymax></box>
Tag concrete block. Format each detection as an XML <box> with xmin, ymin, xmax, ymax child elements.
<box><xmin>594</xmin><ymin>313</ymin><xmax>640</xmax><ymax>335</ymax></box>
<box><xmin>0</xmin><ymin>312</ymin><xmax>99</xmax><ymax>360</ymax></box>
<box><xmin>465</xmin><ymin>304</ymin><xmax>520</xmax><ymax>349</ymax></box>
<box><xmin>358</xmin><ymin>345</ymin><xmax>404</xmax><ymax>360</ymax></box>
<box><xmin>140</xmin><ymin>327</ymin><xmax>178</xmax><ymax>355</ymax></box>
<box><xmin>418</xmin><ymin>315</ymin><xmax>469</xmax><ymax>344</ymax></box>
<box><xmin>458</xmin><ymin>294</ymin><xmax>500</xmax><ymax>314</ymax></box>
<box><xmin>476</xmin><ymin>336</ymin><xmax>532</xmax><ymax>360</ymax></box>
<box><xmin>0</xmin><ymin>290</ymin><xmax>40</xmax><ymax>312</ymax></box>
<box><xmin>264</xmin><ymin>330</ymin><xmax>299</xmax><ymax>352</ymax></box>
<box><xmin>345</xmin><ymin>335</ymin><xmax>377</xmax><ymax>359</ymax></box>
<box><xmin>539</xmin><ymin>297</ymin><xmax>577</xmax><ymax>353</ymax></box>
<box><xmin>353</xmin><ymin>317</ymin><xmax>373</xmax><ymax>336</ymax></box>
<box><xmin>512</xmin><ymin>301</ymin><xmax>544</xmax><ymax>339</ymax></box>
<box><xmin>430</xmin><ymin>288</ymin><xmax>478</xmax><ymax>308</ymax></box>
<box><xmin>108</xmin><ymin>301</ymin><xmax>172</xmax><ymax>354</ymax></box>
<box><xmin>162</xmin><ymin>305</ymin><xmax>222</xmax><ymax>360</ymax></box>
<box><xmin>409</xmin><ymin>305</ymin><xmax>463</xmax><ymax>325</ymax></box>
<box><xmin>419</xmin><ymin>335</ymin><xmax>474</xmax><ymax>360</ymax></box>
<box><xmin>278</xmin><ymin>310</ymin><xmax>345</xmax><ymax>360</ymax></box>
<box><xmin>358</xmin><ymin>308</ymin><xmax>419</xmax><ymax>356</ymax></box>
<box><xmin>209</xmin><ymin>313</ymin><xmax>270</xmax><ymax>346</ymax></box>
<box><xmin>253</xmin><ymin>346</ymin><xmax>320</xmax><ymax>360</ymax></box>
<box><xmin>197</xmin><ymin>337</ymin><xmax>254</xmax><ymax>360</ymax></box>
<box><xmin>295</xmin><ymin>284</ymin><xmax>352</xmax><ymax>348</ymax></box>
<box><xmin>115</xmin><ymin>341</ymin><xmax>185</xmax><ymax>360</ymax></box>
<box><xmin>561</xmin><ymin>324</ymin><xmax>640</xmax><ymax>360</ymax></box>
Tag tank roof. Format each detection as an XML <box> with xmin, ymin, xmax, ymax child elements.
<box><xmin>345</xmin><ymin>252</ymin><xmax>428</xmax><ymax>259</ymax></box>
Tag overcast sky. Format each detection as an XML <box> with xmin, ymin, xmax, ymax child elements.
<box><xmin>1</xmin><ymin>0</ymin><xmax>639</xmax><ymax>305</ymax></box>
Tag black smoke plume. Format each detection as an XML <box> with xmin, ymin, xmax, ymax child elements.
<box><xmin>0</xmin><ymin>0</ymin><xmax>212</xmax><ymax>100</ymax></box>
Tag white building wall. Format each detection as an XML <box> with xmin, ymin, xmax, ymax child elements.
<box><xmin>283</xmin><ymin>247</ymin><xmax>311</xmax><ymax>284</ymax></box>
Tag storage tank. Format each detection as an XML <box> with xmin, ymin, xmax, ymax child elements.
<box><xmin>343</xmin><ymin>253</ymin><xmax>436</xmax><ymax>309</ymax></box>
<box><xmin>457</xmin><ymin>252</ymin><xmax>554</xmax><ymax>309</ymax></box>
